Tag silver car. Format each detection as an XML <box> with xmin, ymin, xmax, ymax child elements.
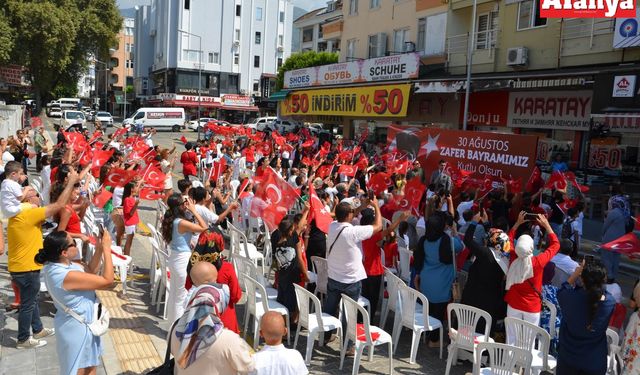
<box><xmin>95</xmin><ymin>111</ymin><xmax>114</xmax><ymax>127</ymax></box>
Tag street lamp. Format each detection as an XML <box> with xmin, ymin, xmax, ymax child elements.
<box><xmin>462</xmin><ymin>0</ymin><xmax>478</xmax><ymax>132</ymax></box>
<box><xmin>178</xmin><ymin>28</ymin><xmax>203</xmax><ymax>140</ymax></box>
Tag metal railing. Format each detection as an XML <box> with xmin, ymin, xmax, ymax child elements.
<box><xmin>447</xmin><ymin>29</ymin><xmax>498</xmax><ymax>59</ymax></box>
<box><xmin>561</xmin><ymin>18</ymin><xmax>614</xmax><ymax>49</ymax></box>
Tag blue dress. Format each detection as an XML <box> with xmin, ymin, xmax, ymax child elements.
<box><xmin>43</xmin><ymin>262</ymin><xmax>102</xmax><ymax>375</ymax></box>
<box><xmin>419</xmin><ymin>236</ymin><xmax>463</xmax><ymax>303</ymax></box>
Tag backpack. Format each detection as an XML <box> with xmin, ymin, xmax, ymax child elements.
<box><xmin>561</xmin><ymin>218</ymin><xmax>575</xmax><ymax>240</ymax></box>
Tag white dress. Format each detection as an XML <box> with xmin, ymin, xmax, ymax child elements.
<box><xmin>160</xmin><ymin>159</ymin><xmax>173</xmax><ymax>190</ymax></box>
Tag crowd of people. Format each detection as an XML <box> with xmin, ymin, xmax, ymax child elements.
<box><xmin>0</xmin><ymin>118</ymin><xmax>638</xmax><ymax>375</ymax></box>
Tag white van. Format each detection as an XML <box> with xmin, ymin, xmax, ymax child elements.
<box><xmin>123</xmin><ymin>107</ymin><xmax>185</xmax><ymax>132</ymax></box>
<box><xmin>245</xmin><ymin>116</ymin><xmax>276</xmax><ymax>132</ymax></box>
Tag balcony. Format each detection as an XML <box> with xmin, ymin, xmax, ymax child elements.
<box><xmin>450</xmin><ymin>0</ymin><xmax>494</xmax><ymax>10</ymax></box>
<box><xmin>322</xmin><ymin>19</ymin><xmax>343</xmax><ymax>40</ymax></box>
<box><xmin>560</xmin><ymin>18</ymin><xmax>615</xmax><ymax>58</ymax></box>
<box><xmin>446</xmin><ymin>29</ymin><xmax>498</xmax><ymax>71</ymax></box>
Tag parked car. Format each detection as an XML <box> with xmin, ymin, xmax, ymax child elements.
<box><xmin>307</xmin><ymin>123</ymin><xmax>331</xmax><ymax>136</ymax></box>
<box><xmin>55</xmin><ymin>110</ymin><xmax>86</xmax><ymax>131</ymax></box>
<box><xmin>271</xmin><ymin>119</ymin><xmax>301</xmax><ymax>134</ymax></box>
<box><xmin>188</xmin><ymin>117</ymin><xmax>217</xmax><ymax>131</ymax></box>
<box><xmin>49</xmin><ymin>107</ymin><xmax>63</xmax><ymax>118</ymax></box>
<box><xmin>123</xmin><ymin>107</ymin><xmax>186</xmax><ymax>132</ymax></box>
<box><xmin>95</xmin><ymin>111</ymin><xmax>114</xmax><ymax>127</ymax></box>
<box><xmin>245</xmin><ymin>116</ymin><xmax>276</xmax><ymax>131</ymax></box>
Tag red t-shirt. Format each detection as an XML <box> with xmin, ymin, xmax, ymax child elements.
<box><xmin>181</xmin><ymin>150</ymin><xmax>198</xmax><ymax>177</ymax></box>
<box><xmin>362</xmin><ymin>232</ymin><xmax>384</xmax><ymax>277</ymax></box>
<box><xmin>217</xmin><ymin>261</ymin><xmax>242</xmax><ymax>333</ymax></box>
<box><xmin>504</xmin><ymin>233</ymin><xmax>560</xmax><ymax>313</ymax></box>
<box><xmin>50</xmin><ymin>166</ymin><xmax>58</xmax><ymax>185</ymax></box>
<box><xmin>63</xmin><ymin>205</ymin><xmax>81</xmax><ymax>234</ymax></box>
<box><xmin>123</xmin><ymin>196</ymin><xmax>139</xmax><ymax>226</ymax></box>
<box><xmin>383</xmin><ymin>242</ymin><xmax>398</xmax><ymax>268</ymax></box>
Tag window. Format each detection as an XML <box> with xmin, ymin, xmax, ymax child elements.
<box><xmin>182</xmin><ymin>49</ymin><xmax>201</xmax><ymax>62</ymax></box>
<box><xmin>347</xmin><ymin>39</ymin><xmax>356</xmax><ymax>59</ymax></box>
<box><xmin>184</xmin><ymin>0</ymin><xmax>190</xmax><ymax>10</ymax></box>
<box><xmin>393</xmin><ymin>29</ymin><xmax>408</xmax><ymax>53</ymax></box>
<box><xmin>255</xmin><ymin>32</ymin><xmax>261</xmax><ymax>44</ymax></box>
<box><xmin>302</xmin><ymin>28</ymin><xmax>314</xmax><ymax>43</ymax></box>
<box><xmin>417</xmin><ymin>18</ymin><xmax>426</xmax><ymax>53</ymax></box>
<box><xmin>213</xmin><ymin>52</ymin><xmax>219</xmax><ymax>63</ymax></box>
<box><xmin>125</xmin><ymin>60</ymin><xmax>134</xmax><ymax>69</ymax></box>
<box><xmin>279</xmin><ymin>11</ymin><xmax>285</xmax><ymax>22</ymax></box>
<box><xmin>349</xmin><ymin>0</ymin><xmax>358</xmax><ymax>15</ymax></box>
<box><xmin>370</xmin><ymin>0</ymin><xmax>380</xmax><ymax>8</ymax></box>
<box><xmin>254</xmin><ymin>55</ymin><xmax>260</xmax><ymax>67</ymax></box>
<box><xmin>208</xmin><ymin>52</ymin><xmax>214</xmax><ymax>63</ymax></box>
<box><xmin>517</xmin><ymin>0</ymin><xmax>547</xmax><ymax>30</ymax></box>
<box><xmin>256</xmin><ymin>7</ymin><xmax>263</xmax><ymax>21</ymax></box>
<box><xmin>278</xmin><ymin>35</ymin><xmax>284</xmax><ymax>46</ymax></box>
<box><xmin>277</xmin><ymin>57</ymin><xmax>283</xmax><ymax>68</ymax></box>
<box><xmin>424</xmin><ymin>13</ymin><xmax>447</xmax><ymax>56</ymax></box>
<box><xmin>253</xmin><ymin>81</ymin><xmax>260</xmax><ymax>92</ymax></box>
<box><xmin>236</xmin><ymin>4</ymin><xmax>241</xmax><ymax>16</ymax></box>
<box><xmin>235</xmin><ymin>29</ymin><xmax>240</xmax><ymax>41</ymax></box>
<box><xmin>368</xmin><ymin>34</ymin><xmax>386</xmax><ymax>58</ymax></box>
<box><xmin>125</xmin><ymin>43</ymin><xmax>131</xmax><ymax>52</ymax></box>
<box><xmin>125</xmin><ymin>27</ymin><xmax>134</xmax><ymax>36</ymax></box>
<box><xmin>476</xmin><ymin>11</ymin><xmax>498</xmax><ymax>50</ymax></box>
<box><xmin>234</xmin><ymin>54</ymin><xmax>239</xmax><ymax>65</ymax></box>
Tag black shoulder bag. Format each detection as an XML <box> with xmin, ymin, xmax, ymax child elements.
<box><xmin>146</xmin><ymin>320</ymin><xmax>179</xmax><ymax>374</ymax></box>
<box><xmin>327</xmin><ymin>227</ymin><xmax>347</xmax><ymax>257</ymax></box>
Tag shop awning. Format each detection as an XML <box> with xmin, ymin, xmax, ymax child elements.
<box><xmin>168</xmin><ymin>100</ymin><xmax>221</xmax><ymax>108</ymax></box>
<box><xmin>268</xmin><ymin>90</ymin><xmax>291</xmax><ymax>101</ymax></box>
<box><xmin>591</xmin><ymin>113</ymin><xmax>640</xmax><ymax>132</ymax></box>
<box><xmin>220</xmin><ymin>105</ymin><xmax>259</xmax><ymax>112</ymax></box>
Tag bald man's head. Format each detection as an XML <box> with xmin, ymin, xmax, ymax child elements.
<box><xmin>259</xmin><ymin>311</ymin><xmax>287</xmax><ymax>346</ymax></box>
<box><xmin>190</xmin><ymin>261</ymin><xmax>218</xmax><ymax>287</ymax></box>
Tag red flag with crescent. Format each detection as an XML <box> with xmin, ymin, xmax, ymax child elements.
<box><xmin>141</xmin><ymin>164</ymin><xmax>166</xmax><ymax>188</ymax></box>
<box><xmin>255</xmin><ymin>167</ymin><xmax>299</xmax><ymax>231</ymax></box>
<box><xmin>92</xmin><ymin>188</ymin><xmax>113</xmax><ymax>208</ymax></box>
<box><xmin>316</xmin><ymin>165</ymin><xmax>334</xmax><ymax>179</ymax></box>
<box><xmin>544</xmin><ymin>171</ymin><xmax>567</xmax><ymax>190</ymax></box>
<box><xmin>308</xmin><ymin>183</ymin><xmax>332</xmax><ymax>233</ymax></box>
<box><xmin>104</xmin><ymin>168</ymin><xmax>136</xmax><ymax>187</ymax></box>
<box><xmin>112</xmin><ymin>127</ymin><xmax>127</xmax><ymax>139</ymax></box>
<box><xmin>601</xmin><ymin>233</ymin><xmax>640</xmax><ymax>258</ymax></box>
<box><xmin>338</xmin><ymin>164</ymin><xmax>358</xmax><ymax>177</ymax></box>
<box><xmin>64</xmin><ymin>131</ymin><xmax>88</xmax><ymax>153</ymax></box>
<box><xmin>92</xmin><ymin>149</ymin><xmax>114</xmax><ymax>169</ymax></box>
<box><xmin>139</xmin><ymin>188</ymin><xmax>164</xmax><ymax>201</ymax></box>
<box><xmin>368</xmin><ymin>172</ymin><xmax>391</xmax><ymax>196</ymax></box>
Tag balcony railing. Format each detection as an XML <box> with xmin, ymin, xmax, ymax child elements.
<box><xmin>560</xmin><ymin>18</ymin><xmax>615</xmax><ymax>57</ymax></box>
<box><xmin>447</xmin><ymin>29</ymin><xmax>498</xmax><ymax>55</ymax></box>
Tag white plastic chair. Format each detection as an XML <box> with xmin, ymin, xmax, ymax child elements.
<box><xmin>504</xmin><ymin>317</ymin><xmax>556</xmax><ymax>375</ymax></box>
<box><xmin>311</xmin><ymin>256</ymin><xmax>328</xmax><ymax>301</ymax></box>
<box><xmin>229</xmin><ymin>179</ymin><xmax>240</xmax><ymax>199</ymax></box>
<box><xmin>293</xmin><ymin>284</ymin><xmax>342</xmax><ymax>365</ymax></box>
<box><xmin>233</xmin><ymin>254</ymin><xmax>276</xmax><ymax>300</ymax></box>
<box><xmin>110</xmin><ymin>245</ymin><xmax>133</xmax><ymax>295</ymax></box>
<box><xmin>339</xmin><ymin>294</ymin><xmax>393</xmax><ymax>375</ymax></box>
<box><xmin>445</xmin><ymin>303</ymin><xmax>494</xmax><ymax>375</ymax></box>
<box><xmin>398</xmin><ymin>246</ymin><xmax>411</xmax><ymax>283</ymax></box>
<box><xmin>31</xmin><ymin>177</ymin><xmax>42</xmax><ymax>196</ymax></box>
<box><xmin>379</xmin><ymin>268</ymin><xmax>405</xmax><ymax>329</ymax></box>
<box><xmin>473</xmin><ymin>342</ymin><xmax>533</xmax><ymax>375</ymax></box>
<box><xmin>243</xmin><ymin>274</ymin><xmax>290</xmax><ymax>349</ymax></box>
<box><xmin>606</xmin><ymin>328</ymin><xmax>622</xmax><ymax>375</ymax></box>
<box><xmin>380</xmin><ymin>248</ymin><xmax>398</xmax><ymax>275</ymax></box>
<box><xmin>152</xmin><ymin>242</ymin><xmax>170</xmax><ymax>319</ymax></box>
<box><xmin>392</xmin><ymin>285</ymin><xmax>444</xmax><ymax>363</ymax></box>
<box><xmin>542</xmin><ymin>299</ymin><xmax>558</xmax><ymax>341</ymax></box>
<box><xmin>228</xmin><ymin>223</ymin><xmax>265</xmax><ymax>275</ymax></box>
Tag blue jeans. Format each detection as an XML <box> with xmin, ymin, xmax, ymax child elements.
<box><xmin>11</xmin><ymin>271</ymin><xmax>44</xmax><ymax>342</ymax></box>
<box><xmin>599</xmin><ymin>248</ymin><xmax>621</xmax><ymax>282</ymax></box>
<box><xmin>323</xmin><ymin>278</ymin><xmax>361</xmax><ymax>340</ymax></box>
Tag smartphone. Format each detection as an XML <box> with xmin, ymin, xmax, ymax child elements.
<box><xmin>97</xmin><ymin>223</ymin><xmax>105</xmax><ymax>237</ymax></box>
<box><xmin>524</xmin><ymin>213</ymin><xmax>538</xmax><ymax>221</ymax></box>
<box><xmin>368</xmin><ymin>190</ymin><xmax>375</xmax><ymax>200</ymax></box>
<box><xmin>584</xmin><ymin>255</ymin><xmax>595</xmax><ymax>265</ymax></box>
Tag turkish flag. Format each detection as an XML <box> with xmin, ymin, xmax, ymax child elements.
<box><xmin>143</xmin><ymin>149</ymin><xmax>158</xmax><ymax>165</ymax></box>
<box><xmin>506</xmin><ymin>176</ymin><xmax>522</xmax><ymax>192</ymax></box>
<box><xmin>449</xmin><ymin>166</ymin><xmax>473</xmax><ymax>189</ymax></box>
<box><xmin>180</xmin><ymin>135</ymin><xmax>188</xmax><ymax>144</ymax></box>
<box><xmin>368</xmin><ymin>172</ymin><xmax>391</xmax><ymax>196</ymax></box>
<box><xmin>31</xmin><ymin>117</ymin><xmax>43</xmax><ymax>127</ymax></box>
<box><xmin>338</xmin><ymin>150</ymin><xmax>352</xmax><ymax>163</ymax></box>
<box><xmin>404</xmin><ymin>177</ymin><xmax>427</xmax><ymax>215</ymax></box>
<box><xmin>338</xmin><ymin>164</ymin><xmax>358</xmax><ymax>177</ymax></box>
<box><xmin>273</xmin><ymin>132</ymin><xmax>286</xmax><ymax>147</ymax></box>
<box><xmin>394</xmin><ymin>160</ymin><xmax>410</xmax><ymax>175</ymax></box>
<box><xmin>87</xmin><ymin>131</ymin><xmax>103</xmax><ymax>145</ymax></box>
<box><xmin>142</xmin><ymin>164</ymin><xmax>166</xmax><ymax>187</ymax></box>
<box><xmin>558</xmin><ymin>198</ymin><xmax>577</xmax><ymax>213</ymax></box>
<box><xmin>112</xmin><ymin>127</ymin><xmax>127</xmax><ymax>139</ymax></box>
<box><xmin>526</xmin><ymin>166</ymin><xmax>544</xmax><ymax>194</ymax></box>
<box><xmin>92</xmin><ymin>188</ymin><xmax>113</xmax><ymax>208</ymax></box>
<box><xmin>286</xmin><ymin>133</ymin><xmax>299</xmax><ymax>142</ymax></box>
<box><xmin>316</xmin><ymin>165</ymin><xmax>334</xmax><ymax>179</ymax></box>
<box><xmin>258</xmin><ymin>142</ymin><xmax>272</xmax><ymax>156</ymax></box>
<box><xmin>601</xmin><ymin>233</ymin><xmax>640</xmax><ymax>258</ymax></box>
<box><xmin>209</xmin><ymin>158</ymin><xmax>227</xmax><ymax>183</ymax></box>
<box><xmin>78</xmin><ymin>146</ymin><xmax>92</xmax><ymax>166</ymax></box>
<box><xmin>255</xmin><ymin>167</ymin><xmax>300</xmax><ymax>231</ymax></box>
<box><xmin>64</xmin><ymin>131</ymin><xmax>88</xmax><ymax>152</ymax></box>
<box><xmin>104</xmin><ymin>168</ymin><xmax>136</xmax><ymax>187</ymax></box>
<box><xmin>308</xmin><ymin>183</ymin><xmax>332</xmax><ymax>233</ymax></box>
<box><xmin>386</xmin><ymin>194</ymin><xmax>413</xmax><ymax>212</ymax></box>
<box><xmin>355</xmin><ymin>154</ymin><xmax>369</xmax><ymax>171</ymax></box>
<box><xmin>563</xmin><ymin>171</ymin><xmax>590</xmax><ymax>193</ymax></box>
<box><xmin>139</xmin><ymin>188</ymin><xmax>164</xmax><ymax>201</ymax></box>
<box><xmin>302</xmin><ymin>138</ymin><xmax>315</xmax><ymax>148</ymax></box>
<box><xmin>92</xmin><ymin>149</ymin><xmax>115</xmax><ymax>169</ymax></box>
<box><xmin>477</xmin><ymin>175</ymin><xmax>495</xmax><ymax>199</ymax></box>
<box><xmin>544</xmin><ymin>171</ymin><xmax>567</xmax><ymax>190</ymax></box>
<box><xmin>301</xmin><ymin>156</ymin><xmax>314</xmax><ymax>166</ymax></box>
<box><xmin>238</xmin><ymin>178</ymin><xmax>251</xmax><ymax>197</ymax></box>
<box><xmin>244</xmin><ymin>147</ymin><xmax>255</xmax><ymax>163</ymax></box>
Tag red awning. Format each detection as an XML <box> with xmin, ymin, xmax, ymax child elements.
<box><xmin>168</xmin><ymin>100</ymin><xmax>221</xmax><ymax>108</ymax></box>
<box><xmin>220</xmin><ymin>105</ymin><xmax>259</xmax><ymax>112</ymax></box>
<box><xmin>592</xmin><ymin>113</ymin><xmax>640</xmax><ymax>132</ymax></box>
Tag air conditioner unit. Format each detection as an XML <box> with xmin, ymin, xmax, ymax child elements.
<box><xmin>149</xmin><ymin>29</ymin><xmax>156</xmax><ymax>36</ymax></box>
<box><xmin>277</xmin><ymin>46</ymin><xmax>284</xmax><ymax>52</ymax></box>
<box><xmin>376</xmin><ymin>33</ymin><xmax>387</xmax><ymax>57</ymax></box>
<box><xmin>506</xmin><ymin>47</ymin><xmax>528</xmax><ymax>66</ymax></box>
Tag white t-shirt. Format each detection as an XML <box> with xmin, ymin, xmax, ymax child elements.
<box><xmin>195</xmin><ymin>204</ymin><xmax>219</xmax><ymax>226</ymax></box>
<box><xmin>251</xmin><ymin>344</ymin><xmax>308</xmax><ymax>375</ymax></box>
<box><xmin>41</xmin><ymin>165</ymin><xmax>51</xmax><ymax>205</ymax></box>
<box><xmin>0</xmin><ymin>179</ymin><xmax>24</xmax><ymax>218</ymax></box>
<box><xmin>576</xmin><ymin>211</ymin><xmax>584</xmax><ymax>236</ymax></box>
<box><xmin>112</xmin><ymin>186</ymin><xmax>125</xmax><ymax>208</ymax></box>
<box><xmin>551</xmin><ymin>253</ymin><xmax>579</xmax><ymax>275</ymax></box>
<box><xmin>2</xmin><ymin>151</ymin><xmax>15</xmax><ymax>163</ymax></box>
<box><xmin>326</xmin><ymin>221</ymin><xmax>373</xmax><ymax>284</ymax></box>
<box><xmin>605</xmin><ymin>283</ymin><xmax>622</xmax><ymax>304</ymax></box>
<box><xmin>457</xmin><ymin>200</ymin><xmax>474</xmax><ymax>226</ymax></box>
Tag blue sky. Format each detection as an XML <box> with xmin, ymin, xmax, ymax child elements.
<box><xmin>116</xmin><ymin>0</ymin><xmax>327</xmax><ymax>12</ymax></box>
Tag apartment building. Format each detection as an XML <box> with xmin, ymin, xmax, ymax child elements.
<box><xmin>293</xmin><ymin>1</ymin><xmax>343</xmax><ymax>53</ymax></box>
<box><xmin>134</xmin><ymin>0</ymin><xmax>293</xmax><ymax>122</ymax></box>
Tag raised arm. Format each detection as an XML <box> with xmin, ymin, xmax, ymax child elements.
<box><xmin>64</xmin><ymin>230</ymin><xmax>114</xmax><ymax>290</ymax></box>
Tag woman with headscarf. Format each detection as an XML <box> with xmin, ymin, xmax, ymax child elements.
<box><xmin>461</xmin><ymin>211</ymin><xmax>510</xmax><ymax>335</ymax></box>
<box><xmin>504</xmin><ymin>213</ymin><xmax>559</xmax><ymax>346</ymax></box>
<box><xmin>185</xmin><ymin>229</ymin><xmax>242</xmax><ymax>333</ymax></box>
<box><xmin>169</xmin><ymin>284</ymin><xmax>254</xmax><ymax>375</ymax></box>
<box><xmin>622</xmin><ymin>282</ymin><xmax>640</xmax><ymax>374</ymax></box>
<box><xmin>601</xmin><ymin>192</ymin><xmax>631</xmax><ymax>283</ymax></box>
<box><xmin>413</xmin><ymin>211</ymin><xmax>463</xmax><ymax>347</ymax></box>
<box><xmin>557</xmin><ymin>260</ymin><xmax>615</xmax><ymax>375</ymax></box>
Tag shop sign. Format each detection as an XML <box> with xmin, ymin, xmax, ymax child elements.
<box><xmin>588</xmin><ymin>145</ymin><xmax>623</xmax><ymax>170</ymax></box>
<box><xmin>221</xmin><ymin>95</ymin><xmax>253</xmax><ymax>106</ymax></box>
<box><xmin>414</xmin><ymin>81</ymin><xmax>465</xmax><ymax>93</ymax></box>
<box><xmin>281</xmin><ymin>84</ymin><xmax>411</xmax><ymax>117</ymax></box>
<box><xmin>0</xmin><ymin>65</ymin><xmax>27</xmax><ymax>86</ymax></box>
<box><xmin>283</xmin><ymin>53</ymin><xmax>420</xmax><ymax>89</ymax></box>
<box><xmin>612</xmin><ymin>75</ymin><xmax>636</xmax><ymax>97</ymax></box>
<box><xmin>460</xmin><ymin>91</ymin><xmax>509</xmax><ymax>127</ymax></box>
<box><xmin>507</xmin><ymin>91</ymin><xmax>592</xmax><ymax>130</ymax></box>
<box><xmin>613</xmin><ymin>12</ymin><xmax>640</xmax><ymax>48</ymax></box>
<box><xmin>159</xmin><ymin>93</ymin><xmax>220</xmax><ymax>104</ymax></box>
<box><xmin>386</xmin><ymin>125</ymin><xmax>538</xmax><ymax>183</ymax></box>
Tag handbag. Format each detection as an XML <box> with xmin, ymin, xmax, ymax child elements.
<box><xmin>146</xmin><ymin>320</ymin><xmax>179</xmax><ymax>374</ymax></box>
<box><xmin>45</xmin><ymin>276</ymin><xmax>110</xmax><ymax>336</ymax></box>
<box><xmin>450</xmin><ymin>235</ymin><xmax>461</xmax><ymax>303</ymax></box>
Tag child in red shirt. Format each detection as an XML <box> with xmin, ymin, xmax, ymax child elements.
<box><xmin>383</xmin><ymin>232</ymin><xmax>399</xmax><ymax>269</ymax></box>
<box><xmin>180</xmin><ymin>142</ymin><xmax>198</xmax><ymax>178</ymax></box>
<box><xmin>122</xmin><ymin>181</ymin><xmax>140</xmax><ymax>256</ymax></box>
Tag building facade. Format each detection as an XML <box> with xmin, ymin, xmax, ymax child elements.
<box><xmin>293</xmin><ymin>1</ymin><xmax>342</xmax><ymax>53</ymax></box>
<box><xmin>134</xmin><ymin>0</ymin><xmax>293</xmax><ymax>123</ymax></box>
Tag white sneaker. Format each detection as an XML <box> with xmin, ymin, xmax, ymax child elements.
<box><xmin>33</xmin><ymin>328</ymin><xmax>55</xmax><ymax>339</ymax></box>
<box><xmin>16</xmin><ymin>337</ymin><xmax>47</xmax><ymax>349</ymax></box>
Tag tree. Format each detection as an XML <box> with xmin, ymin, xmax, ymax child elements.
<box><xmin>0</xmin><ymin>13</ymin><xmax>15</xmax><ymax>64</ymax></box>
<box><xmin>276</xmin><ymin>51</ymin><xmax>339</xmax><ymax>90</ymax></box>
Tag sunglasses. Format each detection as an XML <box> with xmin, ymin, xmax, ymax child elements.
<box><xmin>64</xmin><ymin>242</ymin><xmax>76</xmax><ymax>250</ymax></box>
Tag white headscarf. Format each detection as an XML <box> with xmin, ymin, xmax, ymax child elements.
<box><xmin>505</xmin><ymin>235</ymin><xmax>535</xmax><ymax>290</ymax></box>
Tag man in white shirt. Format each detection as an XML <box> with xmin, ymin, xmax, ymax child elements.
<box><xmin>456</xmin><ymin>191</ymin><xmax>474</xmax><ymax>226</ymax></box>
<box><xmin>322</xmin><ymin>198</ymin><xmax>382</xmax><ymax>342</ymax></box>
<box><xmin>551</xmin><ymin>239</ymin><xmax>579</xmax><ymax>275</ymax></box>
<box><xmin>251</xmin><ymin>311</ymin><xmax>308</xmax><ymax>375</ymax></box>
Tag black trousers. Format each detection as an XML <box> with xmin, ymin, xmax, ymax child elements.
<box><xmin>361</xmin><ymin>275</ymin><xmax>383</xmax><ymax>324</ymax></box>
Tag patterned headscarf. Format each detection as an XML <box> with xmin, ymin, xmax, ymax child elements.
<box><xmin>174</xmin><ymin>284</ymin><xmax>229</xmax><ymax>369</ymax></box>
<box><xmin>189</xmin><ymin>229</ymin><xmax>226</xmax><ymax>272</ymax></box>
<box><xmin>608</xmin><ymin>195</ymin><xmax>631</xmax><ymax>219</ymax></box>
<box><xmin>486</xmin><ymin>228</ymin><xmax>511</xmax><ymax>274</ymax></box>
